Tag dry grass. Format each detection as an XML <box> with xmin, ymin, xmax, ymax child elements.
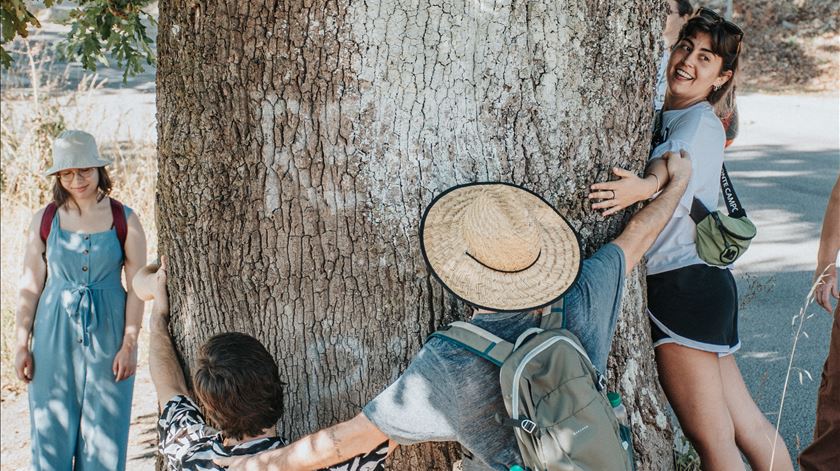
<box><xmin>0</xmin><ymin>38</ymin><xmax>158</xmax><ymax>397</ymax></box>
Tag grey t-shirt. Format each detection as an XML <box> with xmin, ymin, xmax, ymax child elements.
<box><xmin>645</xmin><ymin>101</ymin><xmax>726</xmax><ymax>275</ymax></box>
<box><xmin>363</xmin><ymin>244</ymin><xmax>626</xmax><ymax>470</ymax></box>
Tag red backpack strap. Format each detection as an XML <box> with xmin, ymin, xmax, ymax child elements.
<box><xmin>40</xmin><ymin>202</ymin><xmax>58</xmax><ymax>244</ymax></box>
<box><xmin>109</xmin><ymin>198</ymin><xmax>128</xmax><ymax>254</ymax></box>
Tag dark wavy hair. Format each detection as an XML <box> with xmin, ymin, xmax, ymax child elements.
<box><xmin>193</xmin><ymin>332</ymin><xmax>285</xmax><ymax>440</ymax></box>
<box><xmin>675</xmin><ymin>0</ymin><xmax>693</xmax><ymax>17</ymax></box>
<box><xmin>676</xmin><ymin>14</ymin><xmax>743</xmax><ymax>114</ymax></box>
<box><xmin>52</xmin><ymin>167</ymin><xmax>113</xmax><ymax>211</ymax></box>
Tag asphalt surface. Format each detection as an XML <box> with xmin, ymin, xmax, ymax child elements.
<box><xmin>726</xmin><ymin>93</ymin><xmax>839</xmax><ymax>465</ymax></box>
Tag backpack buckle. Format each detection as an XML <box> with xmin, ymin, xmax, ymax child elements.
<box><xmin>597</xmin><ymin>373</ymin><xmax>607</xmax><ymax>392</ymax></box>
<box><xmin>520</xmin><ymin>419</ymin><xmax>537</xmax><ymax>434</ymax></box>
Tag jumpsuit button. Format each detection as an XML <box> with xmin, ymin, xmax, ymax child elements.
<box><xmin>83</xmin><ymin>249</ymin><xmax>89</xmax><ymax>255</ymax></box>
<box><xmin>82</xmin><ymin>266</ymin><xmax>88</xmax><ymax>272</ymax></box>
<box><xmin>77</xmin><ymin>338</ymin><xmax>82</xmax><ymax>343</ymax></box>
<box><xmin>84</xmin><ymin>235</ymin><xmax>89</xmax><ymax>241</ymax></box>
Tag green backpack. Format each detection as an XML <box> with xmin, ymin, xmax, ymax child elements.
<box><xmin>431</xmin><ymin>304</ymin><xmax>633</xmax><ymax>471</ymax></box>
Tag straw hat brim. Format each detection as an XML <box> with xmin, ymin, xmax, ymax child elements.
<box><xmin>420</xmin><ymin>182</ymin><xmax>582</xmax><ymax>312</ymax></box>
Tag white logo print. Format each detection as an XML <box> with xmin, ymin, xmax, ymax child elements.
<box><xmin>573</xmin><ymin>425</ymin><xmax>589</xmax><ymax>436</ymax></box>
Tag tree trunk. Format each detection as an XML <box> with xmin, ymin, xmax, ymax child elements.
<box><xmin>156</xmin><ymin>0</ymin><xmax>671</xmax><ymax>468</ymax></box>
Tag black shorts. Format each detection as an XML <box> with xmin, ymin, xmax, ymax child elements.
<box><xmin>646</xmin><ymin>264</ymin><xmax>740</xmax><ymax>355</ymax></box>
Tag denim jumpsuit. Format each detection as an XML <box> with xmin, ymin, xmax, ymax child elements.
<box><xmin>28</xmin><ymin>206</ymin><xmax>135</xmax><ymax>470</ymax></box>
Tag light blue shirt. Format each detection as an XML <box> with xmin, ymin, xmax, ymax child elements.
<box><xmin>646</xmin><ymin>101</ymin><xmax>726</xmax><ymax>275</ymax></box>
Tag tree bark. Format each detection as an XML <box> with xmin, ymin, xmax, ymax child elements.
<box><xmin>156</xmin><ymin>0</ymin><xmax>671</xmax><ymax>468</ymax></box>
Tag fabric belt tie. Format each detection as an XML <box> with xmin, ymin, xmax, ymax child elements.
<box><xmin>57</xmin><ymin>279</ymin><xmax>124</xmax><ymax>347</ymax></box>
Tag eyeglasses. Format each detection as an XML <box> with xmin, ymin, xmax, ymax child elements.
<box><xmin>58</xmin><ymin>167</ymin><xmax>96</xmax><ymax>181</ymax></box>
<box><xmin>695</xmin><ymin>7</ymin><xmax>744</xmax><ymax>41</ymax></box>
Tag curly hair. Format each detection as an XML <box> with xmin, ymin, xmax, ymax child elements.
<box><xmin>193</xmin><ymin>332</ymin><xmax>285</xmax><ymax>440</ymax></box>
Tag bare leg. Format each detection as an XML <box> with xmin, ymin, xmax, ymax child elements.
<box><xmin>718</xmin><ymin>355</ymin><xmax>794</xmax><ymax>470</ymax></box>
<box><xmin>655</xmin><ymin>343</ymin><xmax>746</xmax><ymax>471</ymax></box>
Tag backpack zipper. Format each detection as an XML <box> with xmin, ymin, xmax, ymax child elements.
<box><xmin>510</xmin><ymin>335</ymin><xmax>593</xmax><ymax>421</ymax></box>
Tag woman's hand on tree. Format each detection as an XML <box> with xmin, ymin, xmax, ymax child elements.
<box><xmin>15</xmin><ymin>347</ymin><xmax>34</xmax><ymax>383</ymax></box>
<box><xmin>588</xmin><ymin>167</ymin><xmax>657</xmax><ymax>217</ymax></box>
<box><xmin>113</xmin><ymin>342</ymin><xmax>138</xmax><ymax>381</ymax></box>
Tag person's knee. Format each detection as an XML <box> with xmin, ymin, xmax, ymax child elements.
<box><xmin>733</xmin><ymin>412</ymin><xmax>782</xmax><ymax>448</ymax></box>
<box><xmin>685</xmin><ymin>420</ymin><xmax>736</xmax><ymax>455</ymax></box>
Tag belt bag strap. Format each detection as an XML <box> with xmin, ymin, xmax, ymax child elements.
<box><xmin>719</xmin><ymin>164</ymin><xmax>747</xmax><ymax>218</ymax></box>
<box><xmin>690</xmin><ymin>163</ymin><xmax>747</xmax><ymax>224</ymax></box>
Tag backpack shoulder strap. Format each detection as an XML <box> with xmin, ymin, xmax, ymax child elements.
<box><xmin>109</xmin><ymin>198</ymin><xmax>128</xmax><ymax>253</ymax></box>
<box><xmin>429</xmin><ymin>321</ymin><xmax>513</xmax><ymax>367</ymax></box>
<box><xmin>40</xmin><ymin>202</ymin><xmax>58</xmax><ymax>244</ymax></box>
<box><xmin>544</xmin><ymin>297</ymin><xmax>566</xmax><ymax>328</ymax></box>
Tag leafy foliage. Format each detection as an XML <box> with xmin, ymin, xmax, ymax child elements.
<box><xmin>0</xmin><ymin>0</ymin><xmax>155</xmax><ymax>80</ymax></box>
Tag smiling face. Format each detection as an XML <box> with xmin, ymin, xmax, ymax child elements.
<box><xmin>666</xmin><ymin>32</ymin><xmax>733</xmax><ymax>109</ymax></box>
<box><xmin>58</xmin><ymin>167</ymin><xmax>101</xmax><ymax>201</ymax></box>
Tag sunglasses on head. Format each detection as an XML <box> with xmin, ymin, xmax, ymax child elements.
<box><xmin>694</xmin><ymin>7</ymin><xmax>744</xmax><ymax>41</ymax></box>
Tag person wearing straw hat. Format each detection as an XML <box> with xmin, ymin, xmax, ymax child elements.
<box><xmin>13</xmin><ymin>130</ymin><xmax>147</xmax><ymax>470</ymax></box>
<box><xmin>220</xmin><ymin>150</ymin><xmax>692</xmax><ymax>471</ymax></box>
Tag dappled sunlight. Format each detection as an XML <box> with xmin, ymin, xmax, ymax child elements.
<box><xmin>735</xmin><ymin>207</ymin><xmax>820</xmax><ymax>274</ymax></box>
<box><xmin>739</xmin><ymin>351</ymin><xmax>785</xmax><ymax>362</ymax></box>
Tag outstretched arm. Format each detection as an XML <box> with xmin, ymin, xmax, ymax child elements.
<box><xmin>140</xmin><ymin>258</ymin><xmax>190</xmax><ymax>408</ymax></box>
<box><xmin>815</xmin><ymin>175</ymin><xmax>840</xmax><ymax>312</ymax></box>
<box><xmin>216</xmin><ymin>413</ymin><xmax>391</xmax><ymax>471</ymax></box>
<box><xmin>612</xmin><ymin>150</ymin><xmax>692</xmax><ymax>274</ymax></box>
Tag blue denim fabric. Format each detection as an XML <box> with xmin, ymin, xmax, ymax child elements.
<box><xmin>563</xmin><ymin>243</ymin><xmax>626</xmax><ymax>373</ymax></box>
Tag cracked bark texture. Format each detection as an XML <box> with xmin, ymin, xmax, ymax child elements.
<box><xmin>156</xmin><ymin>0</ymin><xmax>672</xmax><ymax>469</ymax></box>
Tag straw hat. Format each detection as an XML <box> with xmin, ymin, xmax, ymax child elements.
<box><xmin>420</xmin><ymin>182</ymin><xmax>581</xmax><ymax>312</ymax></box>
<box><xmin>44</xmin><ymin>130</ymin><xmax>112</xmax><ymax>176</ymax></box>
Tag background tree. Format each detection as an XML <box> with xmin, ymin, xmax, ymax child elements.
<box><xmin>6</xmin><ymin>0</ymin><xmax>675</xmax><ymax>468</ymax></box>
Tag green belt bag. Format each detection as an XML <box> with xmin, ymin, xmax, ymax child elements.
<box><xmin>690</xmin><ymin>164</ymin><xmax>757</xmax><ymax>266</ymax></box>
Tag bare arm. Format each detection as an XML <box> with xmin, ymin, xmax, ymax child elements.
<box><xmin>612</xmin><ymin>150</ymin><xmax>692</xmax><ymax>274</ymax></box>
<box><xmin>815</xmin><ymin>175</ymin><xmax>840</xmax><ymax>312</ymax></box>
<box><xmin>644</xmin><ymin>158</ymin><xmax>670</xmax><ymax>195</ymax></box>
<box><xmin>113</xmin><ymin>212</ymin><xmax>147</xmax><ymax>381</ymax></box>
<box><xmin>217</xmin><ymin>413</ymin><xmax>391</xmax><ymax>471</ymax></box>
<box><xmin>145</xmin><ymin>259</ymin><xmax>190</xmax><ymax>408</ymax></box>
<box><xmin>14</xmin><ymin>210</ymin><xmax>48</xmax><ymax>383</ymax></box>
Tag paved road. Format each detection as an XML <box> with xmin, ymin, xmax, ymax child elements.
<box><xmin>726</xmin><ymin>93</ymin><xmax>839</xmax><ymax>465</ymax></box>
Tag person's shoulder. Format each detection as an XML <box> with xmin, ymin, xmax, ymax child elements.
<box><xmin>29</xmin><ymin>206</ymin><xmax>49</xmax><ymax>231</ymax></box>
<box><xmin>160</xmin><ymin>394</ymin><xmax>202</xmax><ymax>421</ymax></box>
<box><xmin>109</xmin><ymin>197</ymin><xmax>137</xmax><ymax>218</ymax></box>
<box><xmin>419</xmin><ymin>336</ymin><xmax>461</xmax><ymax>365</ymax></box>
<box><xmin>581</xmin><ymin>243</ymin><xmax>624</xmax><ymax>274</ymax></box>
<box><xmin>668</xmin><ymin>103</ymin><xmax>724</xmax><ymax>144</ymax></box>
